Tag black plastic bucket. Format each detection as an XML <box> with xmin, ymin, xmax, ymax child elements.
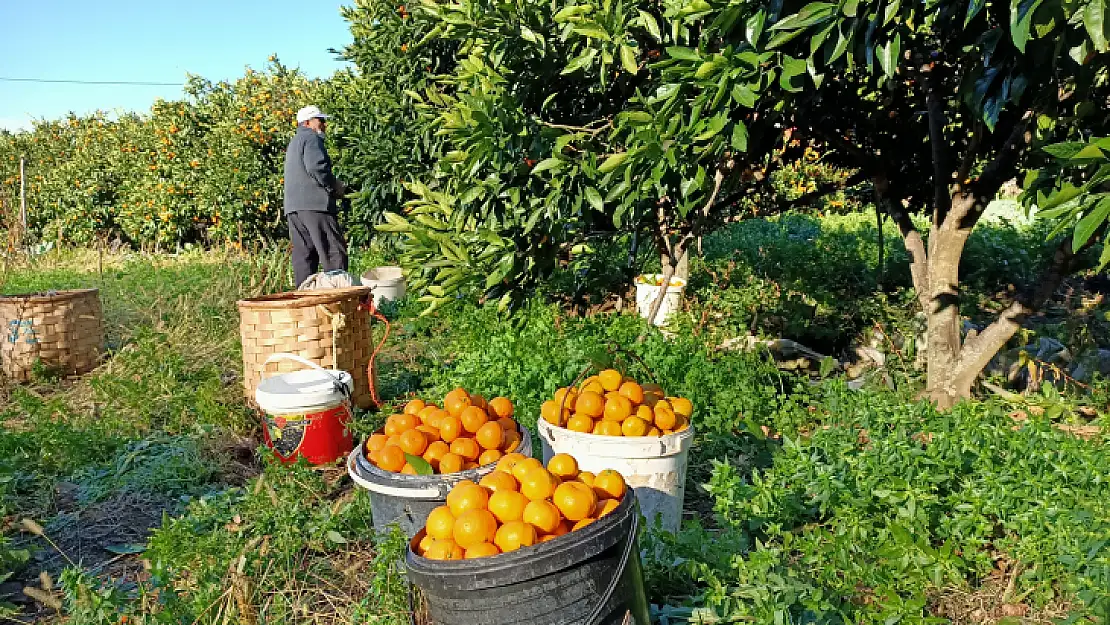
<box><xmin>347</xmin><ymin>426</ymin><xmax>533</xmax><ymax>539</ymax></box>
<box><xmin>405</xmin><ymin>493</ymin><xmax>650</xmax><ymax>625</ymax></box>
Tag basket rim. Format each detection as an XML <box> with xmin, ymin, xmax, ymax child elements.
<box><xmin>237</xmin><ymin>287</ymin><xmax>372</xmax><ymax>310</ymax></box>
<box><xmin>0</xmin><ymin>288</ymin><xmax>100</xmax><ymax>303</ymax></box>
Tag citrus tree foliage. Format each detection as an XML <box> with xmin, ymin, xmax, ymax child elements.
<box><xmin>0</xmin><ymin>60</ymin><xmax>318</xmax><ymax>247</ymax></box>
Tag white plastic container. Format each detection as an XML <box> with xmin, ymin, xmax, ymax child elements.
<box><xmin>634</xmin><ymin>274</ymin><xmax>687</xmax><ymax>327</ymax></box>
<box><xmin>361</xmin><ymin>266</ymin><xmax>406</xmax><ymax>307</ymax></box>
<box><xmin>536</xmin><ymin>418</ymin><xmax>694</xmax><ymax>534</ymax></box>
<box><xmin>255</xmin><ymin>353</ymin><xmax>354</xmax><ymax>465</ymax></box>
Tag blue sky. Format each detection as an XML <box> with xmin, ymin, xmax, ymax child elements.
<box><xmin>0</xmin><ymin>0</ymin><xmax>352</xmax><ymax>131</ymax></box>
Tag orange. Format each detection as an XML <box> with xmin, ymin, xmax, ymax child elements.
<box><xmin>646</xmin><ymin>426</ymin><xmax>662</xmax><ymax>437</ymax></box>
<box><xmin>539</xmin><ymin>534</ymin><xmax>562</xmax><ymax>543</ymax></box>
<box><xmin>577</xmin><ymin>471</ymin><xmax>595</xmax><ymax>486</ymax></box>
<box><xmin>603</xmin><ymin>396</ymin><xmax>633</xmax><ymax>422</ymax></box>
<box><xmin>520</xmin><ymin>467</ymin><xmax>558</xmax><ymax>501</ymax></box>
<box><xmin>580</xmin><ymin>379</ymin><xmax>605</xmax><ymax>395</ymax></box>
<box><xmin>386</xmin><ymin>434</ymin><xmax>402</xmax><ymax>448</ymax></box>
<box><xmin>377</xmin><ymin>445</ymin><xmax>406</xmax><ymax>472</ymax></box>
<box><xmin>496</xmin><ymin>452</ymin><xmax>527</xmax><ymax>475</ymax></box>
<box><xmin>621</xmin><ymin>416</ymin><xmax>649</xmax><ymax>437</ymax></box>
<box><xmin>635</xmin><ymin>405</ymin><xmax>654</xmax><ymax>423</ymax></box>
<box><xmin>567</xmin><ymin>414</ymin><xmax>594</xmax><ymax>433</ymax></box>
<box><xmin>478</xmin><ymin>449</ymin><xmax>503</xmax><ymax>467</ymax></box>
<box><xmin>399</xmin><ymin>429</ymin><xmax>429</xmax><ymax>456</ymax></box>
<box><xmin>642</xmin><ymin>383</ymin><xmax>664</xmax><ymax>396</ymax></box>
<box><xmin>416</xmin><ymin>425</ymin><xmax>441</xmax><ymax>444</ymax></box>
<box><xmin>511</xmin><ymin>457</ymin><xmax>543</xmax><ymax>483</ymax></box>
<box><xmin>476</xmin><ymin>422</ymin><xmax>503</xmax><ymax>450</ymax></box>
<box><xmin>444</xmin><ymin>387</ymin><xmax>469</xmax><ymax>404</ymax></box>
<box><xmin>447</xmin><ymin>482</ymin><xmax>488</xmax><ymax>516</ymax></box>
<box><xmin>541</xmin><ymin>400</ymin><xmax>567</xmax><ymax>426</ymax></box>
<box><xmin>460</xmin><ymin>406</ymin><xmax>490</xmax><ymax>434</ymax></box>
<box><xmin>453</xmin><ymin>509</ymin><xmax>498</xmax><ymax>548</ymax></box>
<box><xmin>445</xmin><ymin>393</ymin><xmax>472</xmax><ymax>418</ymax></box>
<box><xmin>366</xmin><ymin>434</ymin><xmax>388</xmax><ymax>452</ymax></box>
<box><xmin>523</xmin><ymin>500</ymin><xmax>562</xmax><ymax>534</ymax></box>
<box><xmin>547</xmin><ymin>454</ymin><xmax>579</xmax><ymax>480</ymax></box>
<box><xmin>425</xmin><ymin>409</ymin><xmax>448</xmax><ymax>429</ymax></box>
<box><xmin>424</xmin><ymin>538</ymin><xmax>465</xmax><ymax>560</ymax></box>
<box><xmin>502</xmin><ymin>431</ymin><xmax>522</xmax><ymax>453</ymax></box>
<box><xmin>669</xmin><ymin>397</ymin><xmax>693</xmax><ymax>418</ymax></box>
<box><xmin>417</xmin><ymin>533</ymin><xmax>435</xmax><ymax>556</ymax></box>
<box><xmin>464</xmin><ymin>542</ymin><xmax>501</xmax><ymax>559</ymax></box>
<box><xmin>404</xmin><ymin>399</ymin><xmax>426</xmax><ymax>415</ymax></box>
<box><xmin>594</xmin><ymin>421</ymin><xmax>623</xmax><ymax>437</ymax></box>
<box><xmin>575</xmin><ymin>391</ymin><xmax>605</xmax><ymax>418</ymax></box>
<box><xmin>425</xmin><ymin>505</ymin><xmax>457</xmax><ymax>540</ymax></box>
<box><xmin>384</xmin><ymin>415</ymin><xmax>405</xmax><ymax>436</ymax></box>
<box><xmin>550</xmin><ymin>520</ymin><xmax>571</xmax><ymax>537</ymax></box>
<box><xmin>368</xmin><ymin>448</ymin><xmax>383</xmax><ymax>465</ymax></box>
<box><xmin>554</xmin><ymin>482</ymin><xmax>598</xmax><ymax>522</ymax></box>
<box><xmin>675</xmin><ymin>422</ymin><xmax>689</xmax><ymax>432</ymax></box>
<box><xmin>488</xmin><ymin>397</ymin><xmax>514</xmax><ymax>419</ymax></box>
<box><xmin>438</xmin><ymin>452</ymin><xmax>464</xmax><ymax>474</ymax></box>
<box><xmin>488</xmin><ymin>490</ymin><xmax>528</xmax><ymax>523</ymax></box>
<box><xmin>439</xmin><ymin>415</ymin><xmax>463</xmax><ymax>443</ymax></box>
<box><xmin>450</xmin><ymin>437</ymin><xmax>481</xmax><ymax>462</ymax></box>
<box><xmin>395</xmin><ymin>413</ymin><xmax>420</xmax><ymax>432</ymax></box>
<box><xmin>598</xmin><ymin>369</ymin><xmax>623</xmax><ymax>392</ymax></box>
<box><xmin>553</xmin><ymin>387</ymin><xmax>578</xmax><ymax>411</ymax></box>
<box><xmin>593</xmin><ymin>469</ymin><xmax>627</xmax><ymax>500</ymax></box>
<box><xmin>653</xmin><ymin>403</ymin><xmax>677</xmax><ymax>430</ymax></box>
<box><xmin>401</xmin><ymin>463</ymin><xmax>418</xmax><ymax>475</ymax></box>
<box><xmin>663</xmin><ymin>430</ymin><xmax>675</xmax><ymax>436</ymax></box>
<box><xmin>494</xmin><ymin>521</ymin><xmax>537</xmax><ymax>552</ymax></box>
<box><xmin>470</xmin><ymin>394</ymin><xmax>488</xmax><ymax>411</ymax></box>
<box><xmin>479</xmin><ymin>470</ymin><xmax>518</xmax><ymax>493</ymax></box>
<box><xmin>418</xmin><ymin>405</ymin><xmax>440</xmax><ymax>423</ymax></box>
<box><xmin>465</xmin><ymin>461</ymin><xmax>480</xmax><ymax>470</ymax></box>
<box><xmin>618</xmin><ymin>381</ymin><xmax>644</xmax><ymax>405</ymax></box>
<box><xmin>596</xmin><ymin>498</ymin><xmax>620</xmax><ymax>518</ymax></box>
<box><xmin>497</xmin><ymin>416</ymin><xmax>517</xmax><ymax>432</ymax></box>
<box><xmin>572</xmin><ymin>518</ymin><xmax>596</xmax><ymax>531</ymax></box>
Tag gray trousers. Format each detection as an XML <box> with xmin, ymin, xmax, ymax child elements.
<box><xmin>287</xmin><ymin>211</ymin><xmax>349</xmax><ymax>288</ymax></box>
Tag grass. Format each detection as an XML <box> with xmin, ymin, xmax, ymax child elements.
<box><xmin>0</xmin><ymin>210</ymin><xmax>1107</xmax><ymax>624</ymax></box>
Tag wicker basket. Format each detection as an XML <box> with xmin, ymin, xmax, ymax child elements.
<box><xmin>239</xmin><ymin>287</ymin><xmax>375</xmax><ymax>409</ymax></box>
<box><xmin>0</xmin><ymin>289</ymin><xmax>104</xmax><ymax>382</ymax></box>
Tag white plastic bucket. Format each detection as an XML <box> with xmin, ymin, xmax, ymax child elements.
<box><xmin>634</xmin><ymin>275</ymin><xmax>687</xmax><ymax>327</ymax></box>
<box><xmin>536</xmin><ymin>418</ymin><xmax>694</xmax><ymax>534</ymax></box>
<box><xmin>362</xmin><ymin>266</ymin><xmax>406</xmax><ymax>307</ymax></box>
<box><xmin>255</xmin><ymin>353</ymin><xmax>355</xmax><ymax>465</ymax></box>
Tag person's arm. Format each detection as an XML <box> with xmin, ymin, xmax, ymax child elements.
<box><xmin>302</xmin><ymin>134</ymin><xmax>339</xmax><ymax>195</ymax></box>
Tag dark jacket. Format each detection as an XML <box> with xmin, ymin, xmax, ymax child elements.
<box><xmin>284</xmin><ymin>126</ymin><xmax>338</xmax><ymax>214</ymax></box>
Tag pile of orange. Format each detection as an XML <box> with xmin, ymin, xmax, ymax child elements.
<box><xmin>540</xmin><ymin>369</ymin><xmax>692</xmax><ymax>437</ymax></box>
<box><xmin>365</xmin><ymin>388</ymin><xmax>523</xmax><ymax>475</ymax></box>
<box><xmin>414</xmin><ymin>453</ymin><xmax>627</xmax><ymax>560</ymax></box>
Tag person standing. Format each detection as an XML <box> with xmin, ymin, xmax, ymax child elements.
<box><xmin>284</xmin><ymin>105</ymin><xmax>350</xmax><ymax>288</ymax></box>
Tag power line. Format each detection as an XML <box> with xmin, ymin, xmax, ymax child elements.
<box><xmin>0</xmin><ymin>76</ymin><xmax>182</xmax><ymax>86</ymax></box>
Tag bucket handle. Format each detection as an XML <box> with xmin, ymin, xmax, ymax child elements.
<box><xmin>584</xmin><ymin>504</ymin><xmax>641</xmax><ymax>625</ymax></box>
<box><xmin>263</xmin><ymin>352</ymin><xmax>352</xmax><ymax>397</ymax></box>
<box><xmin>347</xmin><ymin>448</ymin><xmax>446</xmax><ymax>499</ymax></box>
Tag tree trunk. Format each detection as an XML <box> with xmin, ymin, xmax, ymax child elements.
<box><xmin>674</xmin><ymin>247</ymin><xmax>689</xmax><ymax>282</ymax></box>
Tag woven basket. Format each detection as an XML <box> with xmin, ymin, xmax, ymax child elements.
<box><xmin>239</xmin><ymin>287</ymin><xmax>375</xmax><ymax>409</ymax></box>
<box><xmin>0</xmin><ymin>289</ymin><xmax>104</xmax><ymax>382</ymax></box>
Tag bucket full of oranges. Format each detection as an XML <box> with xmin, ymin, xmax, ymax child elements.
<box><xmin>405</xmin><ymin>453</ymin><xmax>651</xmax><ymax>625</ymax></box>
<box><xmin>347</xmin><ymin>387</ymin><xmax>532</xmax><ymax>539</ymax></box>
<box><xmin>535</xmin><ymin>363</ymin><xmax>694</xmax><ymax>534</ymax></box>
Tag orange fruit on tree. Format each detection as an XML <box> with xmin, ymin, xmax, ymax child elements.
<box><xmin>450</xmin><ymin>437</ymin><xmax>481</xmax><ymax>462</ymax></box>
<box><xmin>553</xmin><ymin>481</ymin><xmax>598</xmax><ymax>522</ymax></box>
<box><xmin>488</xmin><ymin>397</ymin><xmax>514</xmax><ymax>419</ymax></box>
<box><xmin>618</xmin><ymin>381</ymin><xmax>644</xmax><ymax>405</ymax></box>
<box><xmin>593</xmin><ymin>469</ymin><xmax>627</xmax><ymax>500</ymax></box>
<box><xmin>424</xmin><ymin>538</ymin><xmax>465</xmax><ymax>560</ymax></box>
<box><xmin>603</xmin><ymin>395</ymin><xmax>633</xmax><ymax>422</ymax></box>
<box><xmin>439</xmin><ymin>415</ymin><xmax>463</xmax><ymax>443</ymax></box>
<box><xmin>577</xmin><ymin>471</ymin><xmax>596</xmax><ymax>486</ymax></box>
<box><xmin>426</xmin><ymin>505</ymin><xmax>457</xmax><ymax>540</ymax></box>
<box><xmin>470</xmin><ymin>394</ymin><xmax>488</xmax><ymax>411</ymax></box>
<box><xmin>453</xmin><ymin>509</ymin><xmax>498</xmax><ymax>548</ymax></box>
<box><xmin>438</xmin><ymin>452</ymin><xmax>465</xmax><ymax>474</ymax></box>
<box><xmin>494</xmin><ymin>521</ymin><xmax>537</xmax><ymax>553</ymax></box>
<box><xmin>575</xmin><ymin>391</ymin><xmax>605</xmax><ymax>418</ymax></box>
<box><xmin>404</xmin><ymin>399</ymin><xmax>426</xmax><ymax>415</ymax></box>
<box><xmin>567</xmin><ymin>414</ymin><xmax>594</xmax><ymax>433</ymax></box>
<box><xmin>653</xmin><ymin>403</ymin><xmax>677</xmax><ymax>430</ymax></box>
<box><xmin>460</xmin><ymin>406</ymin><xmax>490</xmax><ymax>434</ymax></box>
<box><xmin>399</xmin><ymin>429</ymin><xmax>429</xmax><ymax>456</ymax></box>
<box><xmin>598</xmin><ymin>369</ymin><xmax>624</xmax><ymax>392</ymax></box>
<box><xmin>488</xmin><ymin>489</ymin><xmax>528</xmax><ymax>523</ymax></box>
<box><xmin>478</xmin><ymin>449</ymin><xmax>503</xmax><ymax>466</ymax></box>
<box><xmin>596</xmin><ymin>498</ymin><xmax>620</xmax><ymax>518</ymax></box>
<box><xmin>476</xmin><ymin>422</ymin><xmax>503</xmax><ymax>450</ymax></box>
<box><xmin>621</xmin><ymin>416</ymin><xmax>649</xmax><ymax>437</ymax></box>
<box><xmin>377</xmin><ymin>445</ymin><xmax>406</xmax><ymax>472</ymax></box>
<box><xmin>496</xmin><ymin>452</ymin><xmax>527</xmax><ymax>475</ymax></box>
<box><xmin>520</xmin><ymin>467</ymin><xmax>558</xmax><ymax>501</ymax></box>
<box><xmin>464</xmin><ymin>542</ymin><xmax>501</xmax><ymax>559</ymax></box>
<box><xmin>445</xmin><ymin>393</ymin><xmax>472</xmax><ymax>418</ymax></box>
<box><xmin>669</xmin><ymin>397</ymin><xmax>693</xmax><ymax>418</ymax></box>
<box><xmin>401</xmin><ymin>463</ymin><xmax>418</xmax><ymax>475</ymax></box>
<box><xmin>523</xmin><ymin>500</ymin><xmax>562</xmax><ymax>534</ymax></box>
<box><xmin>594</xmin><ymin>421</ymin><xmax>623</xmax><ymax>437</ymax></box>
<box><xmin>511</xmin><ymin>457</ymin><xmax>543</xmax><ymax>483</ymax></box>
<box><xmin>572</xmin><ymin>518</ymin><xmax>596</xmax><ymax>531</ymax></box>
<box><xmin>479</xmin><ymin>470</ymin><xmax>518</xmax><ymax>493</ymax></box>
<box><xmin>366</xmin><ymin>434</ymin><xmax>388</xmax><ymax>452</ymax></box>
<box><xmin>541</xmin><ymin>400</ymin><xmax>568</xmax><ymax>426</ymax></box>
<box><xmin>547</xmin><ymin>454</ymin><xmax>579</xmax><ymax>480</ymax></box>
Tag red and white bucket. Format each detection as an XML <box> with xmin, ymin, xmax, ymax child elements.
<box><xmin>255</xmin><ymin>353</ymin><xmax>354</xmax><ymax>465</ymax></box>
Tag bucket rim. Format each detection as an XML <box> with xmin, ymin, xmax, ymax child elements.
<box><xmin>405</xmin><ymin>492</ymin><xmax>638</xmax><ymax>590</ymax></box>
<box><xmin>535</xmin><ymin>417</ymin><xmax>695</xmax><ymax>456</ymax></box>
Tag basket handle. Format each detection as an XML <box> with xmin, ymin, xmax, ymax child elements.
<box><xmin>262</xmin><ymin>353</ymin><xmax>352</xmax><ymax>397</ymax></box>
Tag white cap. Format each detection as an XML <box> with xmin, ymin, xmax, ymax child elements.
<box><xmin>296</xmin><ymin>105</ymin><xmax>330</xmax><ymax>124</ymax></box>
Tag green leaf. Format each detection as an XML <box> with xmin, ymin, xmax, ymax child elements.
<box><xmin>531</xmin><ymin>158</ymin><xmax>564</xmax><ymax>175</ymax></box>
<box><xmin>554</xmin><ymin>4</ymin><xmax>594</xmax><ymax>21</ymax></box>
<box><xmin>1010</xmin><ymin>0</ymin><xmax>1042</xmax><ymax>52</ymax></box>
<box><xmin>1072</xmin><ymin>198</ymin><xmax>1110</xmax><ymax>252</ymax></box>
<box><xmin>965</xmin><ymin>0</ymin><xmax>986</xmax><ymax>25</ymax></box>
<box><xmin>1085</xmin><ymin>0</ymin><xmax>1108</xmax><ymax>52</ymax></box>
<box><xmin>842</xmin><ymin>0</ymin><xmax>859</xmax><ymax>17</ymax></box>
<box><xmin>666</xmin><ymin>46</ymin><xmax>702</xmax><ymax>61</ymax></box>
<box><xmin>1043</xmin><ymin>142</ymin><xmax>1088</xmax><ymax>160</ymax></box>
<box><xmin>770</xmin><ymin>2</ymin><xmax>836</xmax><ymax>30</ymax></box>
<box><xmin>731</xmin><ymin>84</ymin><xmax>758</xmax><ymax>107</ymax></box>
<box><xmin>780</xmin><ymin>56</ymin><xmax>808</xmax><ymax>92</ymax></box>
<box><xmin>573</xmin><ymin>22</ymin><xmax>612</xmax><ymax>40</ymax></box>
<box><xmin>605</xmin><ymin>180</ymin><xmax>631</xmax><ymax>202</ymax></box>
<box><xmin>877</xmin><ymin>34</ymin><xmax>900</xmax><ymax>77</ymax></box>
<box><xmin>598</xmin><ymin>152</ymin><xmax>630</xmax><ymax>173</ymax></box>
<box><xmin>638</xmin><ymin>10</ymin><xmax>662</xmax><ymax>41</ymax></box>
<box><xmin>746</xmin><ymin>10</ymin><xmax>767</xmax><ymax>44</ymax></box>
<box><xmin>620</xmin><ymin>45</ymin><xmax>639</xmax><ymax>74</ymax></box>
<box><xmin>404</xmin><ymin>453</ymin><xmax>435</xmax><ymax>475</ymax></box>
<box><xmin>695</xmin><ymin>58</ymin><xmax>721</xmax><ymax>79</ymax></box>
<box><xmin>562</xmin><ymin>49</ymin><xmax>598</xmax><ymax>74</ymax></box>
<box><xmin>585</xmin><ymin>186</ymin><xmax>605</xmax><ymax>211</ymax></box>
<box><xmin>730</xmin><ymin>122</ymin><xmax>749</xmax><ymax>152</ymax></box>
<box><xmin>326</xmin><ymin>530</ymin><xmax>349</xmax><ymax>544</ymax></box>
<box><xmin>1099</xmin><ymin>240</ymin><xmax>1110</xmax><ymax>270</ymax></box>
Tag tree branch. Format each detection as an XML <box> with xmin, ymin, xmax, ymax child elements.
<box><xmin>925</xmin><ymin>67</ymin><xmax>954</xmax><ymax>229</ymax></box>
<box><xmin>947</xmin><ymin>111</ymin><xmax>1033</xmax><ymax>231</ymax></box>
<box><xmin>876</xmin><ymin>175</ymin><xmax>931</xmax><ymax>309</ymax></box>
